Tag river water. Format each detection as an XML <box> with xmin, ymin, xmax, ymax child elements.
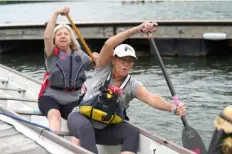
<box><xmin>0</xmin><ymin>0</ymin><xmax>232</xmax><ymax>150</ymax></box>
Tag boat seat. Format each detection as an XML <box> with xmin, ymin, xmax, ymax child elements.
<box><xmin>14</xmin><ymin>109</ymin><xmax>42</xmax><ymax>116</ymax></box>
<box><xmin>0</xmin><ymin>87</ymin><xmax>26</xmax><ymax>93</ymax></box>
<box><xmin>54</xmin><ymin>130</ymin><xmax>71</xmax><ymax>136</ymax></box>
<box><xmin>0</xmin><ymin>96</ymin><xmax>37</xmax><ymax>102</ymax></box>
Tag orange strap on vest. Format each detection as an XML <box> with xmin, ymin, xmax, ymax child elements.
<box><xmin>38</xmin><ymin>48</ymin><xmax>59</xmax><ymax>100</ymax></box>
<box><xmin>38</xmin><ymin>72</ymin><xmax>50</xmax><ymax>100</ymax></box>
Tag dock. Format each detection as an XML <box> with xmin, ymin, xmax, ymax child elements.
<box><xmin>0</xmin><ymin>20</ymin><xmax>232</xmax><ymax>56</ymax></box>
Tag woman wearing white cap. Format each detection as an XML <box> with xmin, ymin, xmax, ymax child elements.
<box><xmin>68</xmin><ymin>21</ymin><xmax>186</xmax><ymax>154</ymax></box>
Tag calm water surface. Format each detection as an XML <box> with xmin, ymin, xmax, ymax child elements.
<box><xmin>1</xmin><ymin>50</ymin><xmax>232</xmax><ymax>148</ymax></box>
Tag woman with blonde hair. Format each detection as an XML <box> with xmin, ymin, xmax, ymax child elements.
<box><xmin>52</xmin><ymin>23</ymin><xmax>81</xmax><ymax>50</ymax></box>
<box><xmin>38</xmin><ymin>7</ymin><xmax>96</xmax><ymax>144</ymax></box>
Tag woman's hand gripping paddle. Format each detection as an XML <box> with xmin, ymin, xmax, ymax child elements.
<box><xmin>147</xmin><ymin>33</ymin><xmax>207</xmax><ymax>154</ymax></box>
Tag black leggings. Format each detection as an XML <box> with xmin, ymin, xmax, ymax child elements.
<box><xmin>67</xmin><ymin>112</ymin><xmax>139</xmax><ymax>154</ymax></box>
<box><xmin>38</xmin><ymin>96</ymin><xmax>80</xmax><ymax>120</ymax></box>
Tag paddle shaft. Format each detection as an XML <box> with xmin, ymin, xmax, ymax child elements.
<box><xmin>66</xmin><ymin>14</ymin><xmax>94</xmax><ymax>61</ymax></box>
<box><xmin>148</xmin><ymin>36</ymin><xmax>188</xmax><ymax>127</ymax></box>
<box><xmin>148</xmin><ymin>35</ymin><xmax>208</xmax><ymax>154</ymax></box>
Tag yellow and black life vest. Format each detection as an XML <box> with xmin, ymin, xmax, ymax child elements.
<box><xmin>79</xmin><ymin>72</ymin><xmax>131</xmax><ymax>124</ymax></box>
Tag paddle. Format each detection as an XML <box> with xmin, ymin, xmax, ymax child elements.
<box><xmin>66</xmin><ymin>14</ymin><xmax>94</xmax><ymax>61</ymax></box>
<box><xmin>147</xmin><ymin>33</ymin><xmax>207</xmax><ymax>154</ymax></box>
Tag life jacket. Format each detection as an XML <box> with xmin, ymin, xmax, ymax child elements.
<box><xmin>38</xmin><ymin>48</ymin><xmax>87</xmax><ymax>100</ymax></box>
<box><xmin>79</xmin><ymin>72</ymin><xmax>131</xmax><ymax>124</ymax></box>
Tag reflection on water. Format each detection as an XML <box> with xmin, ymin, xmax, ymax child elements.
<box><xmin>1</xmin><ymin>50</ymin><xmax>232</xmax><ymax>148</ymax></box>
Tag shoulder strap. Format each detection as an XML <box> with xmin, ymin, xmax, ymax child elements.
<box><xmin>103</xmin><ymin>72</ymin><xmax>112</xmax><ymax>88</ymax></box>
<box><xmin>120</xmin><ymin>75</ymin><xmax>131</xmax><ymax>89</ymax></box>
<box><xmin>103</xmin><ymin>72</ymin><xmax>131</xmax><ymax>89</ymax></box>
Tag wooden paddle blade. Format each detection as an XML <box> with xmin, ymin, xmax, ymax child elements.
<box><xmin>182</xmin><ymin>126</ymin><xmax>207</xmax><ymax>154</ymax></box>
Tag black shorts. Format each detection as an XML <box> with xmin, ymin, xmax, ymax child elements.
<box><xmin>38</xmin><ymin>96</ymin><xmax>80</xmax><ymax>120</ymax></box>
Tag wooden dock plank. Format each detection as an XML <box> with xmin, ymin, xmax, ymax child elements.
<box><xmin>0</xmin><ymin>20</ymin><xmax>232</xmax><ymax>40</ymax></box>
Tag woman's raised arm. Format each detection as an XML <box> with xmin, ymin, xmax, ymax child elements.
<box><xmin>96</xmin><ymin>21</ymin><xmax>157</xmax><ymax>68</ymax></box>
<box><xmin>44</xmin><ymin>7</ymin><xmax>70</xmax><ymax>56</ymax></box>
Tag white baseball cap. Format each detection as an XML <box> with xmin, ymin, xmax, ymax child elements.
<box><xmin>113</xmin><ymin>44</ymin><xmax>138</xmax><ymax>60</ymax></box>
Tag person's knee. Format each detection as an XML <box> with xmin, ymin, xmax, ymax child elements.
<box><xmin>128</xmin><ymin>127</ymin><xmax>139</xmax><ymax>140</ymax></box>
<box><xmin>68</xmin><ymin>112</ymin><xmax>93</xmax><ymax>137</ymax></box>
<box><xmin>78</xmin><ymin>120</ymin><xmax>94</xmax><ymax>137</ymax></box>
<box><xmin>67</xmin><ymin>112</ymin><xmax>76</xmax><ymax>125</ymax></box>
<box><xmin>121</xmin><ymin>126</ymin><xmax>139</xmax><ymax>153</ymax></box>
<box><xmin>47</xmin><ymin>109</ymin><xmax>61</xmax><ymax>121</ymax></box>
<box><xmin>125</xmin><ymin>126</ymin><xmax>140</xmax><ymax>148</ymax></box>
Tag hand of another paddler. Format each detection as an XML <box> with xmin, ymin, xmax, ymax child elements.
<box><xmin>91</xmin><ymin>52</ymin><xmax>99</xmax><ymax>63</ymax></box>
<box><xmin>55</xmin><ymin>7</ymin><xmax>70</xmax><ymax>16</ymax></box>
<box><xmin>173</xmin><ymin>103</ymin><xmax>186</xmax><ymax>117</ymax></box>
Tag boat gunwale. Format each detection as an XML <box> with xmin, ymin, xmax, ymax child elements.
<box><xmin>0</xmin><ymin>106</ymin><xmax>94</xmax><ymax>154</ymax></box>
<box><xmin>0</xmin><ymin>63</ymin><xmax>41</xmax><ymax>85</ymax></box>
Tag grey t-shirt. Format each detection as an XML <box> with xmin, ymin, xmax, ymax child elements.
<box><xmin>73</xmin><ymin>62</ymin><xmax>143</xmax><ymax>128</ymax></box>
<box><xmin>43</xmin><ymin>50</ymin><xmax>91</xmax><ymax>105</ymax></box>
